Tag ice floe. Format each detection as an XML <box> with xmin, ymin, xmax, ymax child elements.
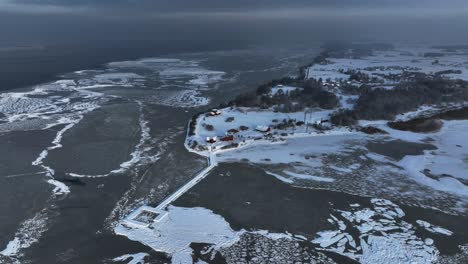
<box><xmin>99</xmin><ymin>56</ymin><xmax>226</xmax><ymax>107</ymax></box>
<box><xmin>112</xmin><ymin>252</ymin><xmax>149</xmax><ymax>264</ymax></box>
<box><xmin>313</xmin><ymin>199</ymin><xmax>441</xmax><ymax>264</ymax></box>
<box><xmin>416</xmin><ymin>220</ymin><xmax>453</xmax><ymax>236</ymax></box>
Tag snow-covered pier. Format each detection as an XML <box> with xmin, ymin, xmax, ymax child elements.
<box><xmin>156</xmin><ymin>151</ymin><xmax>217</xmax><ymax>211</ymax></box>
<box><xmin>123</xmin><ymin>151</ymin><xmax>217</xmax><ymax>227</ymax></box>
<box><xmin>123</xmin><ymin>206</ymin><xmax>165</xmax><ymax>228</ymax></box>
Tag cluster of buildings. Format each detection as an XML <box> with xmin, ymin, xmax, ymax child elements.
<box><xmin>321</xmin><ymin>80</ymin><xmax>342</xmax><ymax>88</ymax></box>
<box><xmin>320</xmin><ymin>79</ymin><xmax>359</xmax><ymax>89</ymax></box>
<box><xmin>205</xmin><ymin>130</ymin><xmax>239</xmax><ymax>144</ymax></box>
<box><xmin>203</xmin><ymin>108</ymin><xmax>276</xmax><ymax>145</ymax></box>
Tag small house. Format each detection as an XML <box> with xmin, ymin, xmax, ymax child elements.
<box><xmin>255</xmin><ymin>125</ymin><xmax>271</xmax><ymax>133</ymax></box>
<box><xmin>220</xmin><ymin>135</ymin><xmax>234</xmax><ymax>142</ymax></box>
<box><xmin>316</xmin><ymin>119</ymin><xmax>330</xmax><ymax>126</ymax></box>
<box><xmin>227</xmin><ymin>128</ymin><xmax>240</xmax><ymax>134</ymax></box>
<box><xmin>206</xmin><ymin>136</ymin><xmax>218</xmax><ymax>143</ymax></box>
<box><xmin>209</xmin><ymin>109</ymin><xmax>222</xmax><ymax>116</ymax></box>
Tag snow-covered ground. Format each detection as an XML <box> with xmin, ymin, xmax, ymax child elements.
<box><xmin>307</xmin><ymin>45</ymin><xmax>468</xmax><ymax>86</ymax></box>
<box><xmin>186</xmin><ymin>106</ymin><xmax>334</xmax><ymax>154</ymax></box>
<box><xmin>216</xmin><ymin>131</ymin><xmax>358</xmax><ymax>167</ymax></box>
<box><xmin>423</xmin><ymin>120</ymin><xmax>468</xmax><ymax>183</ymax></box>
<box><xmin>360</xmin><ymin>118</ymin><xmax>468</xmax><ymax>198</ymax></box>
<box><xmin>269</xmin><ymin>85</ymin><xmax>302</xmax><ymax>96</ymax></box>
<box><xmin>182</xmin><ymin>92</ymin><xmax>468</xmax><ymax>213</ymax></box>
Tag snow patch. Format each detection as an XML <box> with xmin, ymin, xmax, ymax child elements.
<box><xmin>115</xmin><ymin>206</ymin><xmax>242</xmax><ymax>262</ymax></box>
<box><xmin>112</xmin><ymin>252</ymin><xmax>149</xmax><ymax>264</ymax></box>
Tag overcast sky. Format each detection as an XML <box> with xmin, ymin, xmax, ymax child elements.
<box><xmin>1</xmin><ymin>0</ymin><xmax>467</xmax><ymax>46</ymax></box>
<box><xmin>1</xmin><ymin>0</ymin><xmax>467</xmax><ymax>17</ymax></box>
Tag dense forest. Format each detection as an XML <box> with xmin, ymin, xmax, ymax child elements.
<box><xmin>337</xmin><ymin>75</ymin><xmax>468</xmax><ymax>123</ymax></box>
<box><xmin>231</xmin><ymin>77</ymin><xmax>339</xmax><ymax>112</ymax></box>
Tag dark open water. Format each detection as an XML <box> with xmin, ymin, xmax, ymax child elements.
<box><xmin>0</xmin><ymin>36</ymin><xmax>319</xmax><ymax>263</ymax></box>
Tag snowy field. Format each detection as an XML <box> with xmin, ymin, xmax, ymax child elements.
<box><xmin>307</xmin><ymin>45</ymin><xmax>468</xmax><ymax>86</ymax></box>
<box><xmin>207</xmin><ymin>111</ymin><xmax>468</xmax><ymax>211</ymax></box>
<box><xmin>360</xmin><ymin>118</ymin><xmax>468</xmax><ymax>198</ymax></box>
<box><xmin>186</xmin><ymin>106</ymin><xmax>334</xmax><ymax>155</ymax></box>
<box><xmin>185</xmin><ymin>102</ymin><xmax>468</xmax><ymax>210</ymax></box>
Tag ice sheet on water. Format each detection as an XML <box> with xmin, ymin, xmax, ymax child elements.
<box><xmin>115</xmin><ymin>206</ymin><xmax>298</xmax><ymax>262</ymax></box>
<box><xmin>115</xmin><ymin>206</ymin><xmax>242</xmax><ymax>262</ymax></box>
<box><xmin>313</xmin><ymin>199</ymin><xmax>440</xmax><ymax>264</ymax></box>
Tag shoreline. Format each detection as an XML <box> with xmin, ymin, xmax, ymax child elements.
<box><xmin>120</xmin><ymin>42</ymin><xmax>468</xmax><ymax>231</ymax></box>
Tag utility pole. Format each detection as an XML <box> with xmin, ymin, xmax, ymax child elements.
<box><xmin>304</xmin><ymin>110</ymin><xmax>311</xmax><ymax>133</ymax></box>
